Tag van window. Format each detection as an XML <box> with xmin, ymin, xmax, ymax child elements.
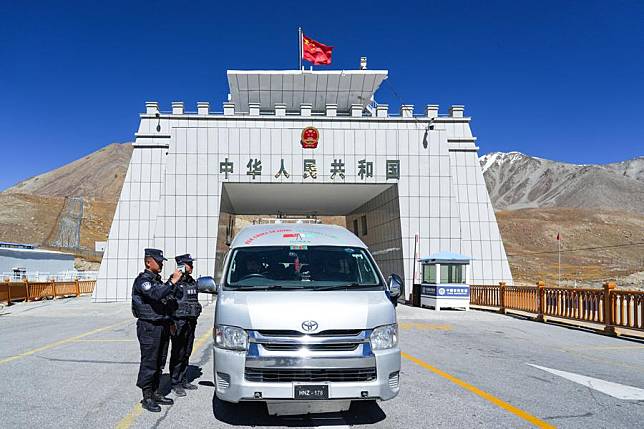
<box><xmin>225</xmin><ymin>246</ymin><xmax>383</xmax><ymax>290</ymax></box>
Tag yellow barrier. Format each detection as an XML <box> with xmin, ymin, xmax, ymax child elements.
<box><xmin>471</xmin><ymin>281</ymin><xmax>643</xmax><ymax>337</ymax></box>
<box><xmin>0</xmin><ymin>280</ymin><xmax>96</xmax><ymax>304</ymax></box>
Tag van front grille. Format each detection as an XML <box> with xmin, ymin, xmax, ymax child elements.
<box><xmin>257</xmin><ymin>329</ymin><xmax>363</xmax><ymax>337</ymax></box>
<box><xmin>261</xmin><ymin>343</ymin><xmax>359</xmax><ymax>352</ymax></box>
<box><xmin>245</xmin><ymin>367</ymin><xmax>377</xmax><ymax>383</ymax></box>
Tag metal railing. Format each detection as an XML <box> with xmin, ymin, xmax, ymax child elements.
<box><xmin>470</xmin><ymin>281</ymin><xmax>643</xmax><ymax>337</ymax></box>
<box><xmin>0</xmin><ymin>280</ymin><xmax>96</xmax><ymax>304</ymax></box>
<box><xmin>1</xmin><ymin>271</ymin><xmax>98</xmax><ymax>282</ymax></box>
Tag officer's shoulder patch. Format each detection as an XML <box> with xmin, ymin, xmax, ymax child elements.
<box><xmin>142</xmin><ymin>282</ymin><xmax>152</xmax><ymax>291</ymax></box>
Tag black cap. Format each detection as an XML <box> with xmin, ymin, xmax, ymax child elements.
<box><xmin>145</xmin><ymin>248</ymin><xmax>167</xmax><ymax>262</ymax></box>
<box><xmin>175</xmin><ymin>254</ymin><xmax>195</xmax><ymax>265</ymax></box>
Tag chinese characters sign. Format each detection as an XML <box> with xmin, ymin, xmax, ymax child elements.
<box><xmin>421</xmin><ymin>285</ymin><xmax>470</xmax><ymax>298</ymax></box>
<box><xmin>217</xmin><ymin>158</ymin><xmax>400</xmax><ymax>181</ymax></box>
<box><xmin>217</xmin><ymin>127</ymin><xmax>401</xmax><ymax>181</ymax></box>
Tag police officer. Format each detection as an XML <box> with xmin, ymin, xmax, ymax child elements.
<box><xmin>132</xmin><ymin>248</ymin><xmax>182</xmax><ymax>413</ymax></box>
<box><xmin>169</xmin><ymin>254</ymin><xmax>202</xmax><ymax>397</ymax></box>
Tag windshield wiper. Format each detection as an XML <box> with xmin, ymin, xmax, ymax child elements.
<box><xmin>313</xmin><ymin>283</ymin><xmax>372</xmax><ymax>291</ymax></box>
<box><xmin>230</xmin><ymin>285</ymin><xmax>301</xmax><ymax>291</ymax></box>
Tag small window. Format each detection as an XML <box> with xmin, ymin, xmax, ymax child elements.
<box><xmin>422</xmin><ymin>265</ymin><xmax>436</xmax><ymax>284</ymax></box>
<box><xmin>353</xmin><ymin>219</ymin><xmax>359</xmax><ymax>236</ymax></box>
<box><xmin>361</xmin><ymin>215</ymin><xmax>368</xmax><ymax>236</ymax></box>
<box><xmin>440</xmin><ymin>264</ymin><xmax>464</xmax><ymax>283</ymax></box>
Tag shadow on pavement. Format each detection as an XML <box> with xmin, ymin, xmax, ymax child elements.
<box><xmin>186</xmin><ymin>364</ymin><xmax>203</xmax><ymax>383</ymax></box>
<box><xmin>212</xmin><ymin>394</ymin><xmax>386</xmax><ymax>427</ymax></box>
<box><xmin>157</xmin><ymin>365</ymin><xmax>204</xmax><ymax>395</ymax></box>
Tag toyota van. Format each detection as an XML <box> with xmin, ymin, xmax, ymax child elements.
<box><xmin>198</xmin><ymin>223</ymin><xmax>402</xmax><ymax>415</ymax></box>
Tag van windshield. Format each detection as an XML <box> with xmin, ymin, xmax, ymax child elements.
<box><xmin>225</xmin><ymin>246</ymin><xmax>383</xmax><ymax>290</ymax></box>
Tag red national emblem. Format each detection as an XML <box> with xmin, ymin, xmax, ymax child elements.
<box><xmin>301</xmin><ymin>127</ymin><xmax>319</xmax><ymax>149</ymax></box>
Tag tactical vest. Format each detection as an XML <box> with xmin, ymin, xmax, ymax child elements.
<box><xmin>174</xmin><ymin>275</ymin><xmax>202</xmax><ymax>319</ymax></box>
<box><xmin>131</xmin><ymin>271</ymin><xmax>170</xmax><ymax>321</ymax></box>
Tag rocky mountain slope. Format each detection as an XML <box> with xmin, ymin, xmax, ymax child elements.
<box><xmin>480</xmin><ymin>152</ymin><xmax>643</xmax><ymax>286</ymax></box>
<box><xmin>0</xmin><ymin>143</ymin><xmax>133</xmax><ymax>267</ymax></box>
<box><xmin>480</xmin><ymin>152</ymin><xmax>644</xmax><ymax>213</ymax></box>
<box><xmin>496</xmin><ymin>208</ymin><xmax>643</xmax><ymax>287</ymax></box>
<box><xmin>6</xmin><ymin>143</ymin><xmax>132</xmax><ymax>200</ymax></box>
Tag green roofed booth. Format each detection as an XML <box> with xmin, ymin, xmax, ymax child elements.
<box><xmin>418</xmin><ymin>252</ymin><xmax>471</xmax><ymax>311</ymax></box>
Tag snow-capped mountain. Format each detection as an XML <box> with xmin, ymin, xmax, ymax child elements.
<box><xmin>479</xmin><ymin>152</ymin><xmax>644</xmax><ymax>213</ymax></box>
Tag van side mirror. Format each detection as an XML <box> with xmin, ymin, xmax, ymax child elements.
<box><xmin>387</xmin><ymin>274</ymin><xmax>403</xmax><ymax>305</ymax></box>
<box><xmin>197</xmin><ymin>276</ymin><xmax>218</xmax><ymax>294</ymax></box>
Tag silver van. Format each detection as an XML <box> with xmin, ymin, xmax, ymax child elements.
<box><xmin>198</xmin><ymin>223</ymin><xmax>401</xmax><ymax>415</ymax></box>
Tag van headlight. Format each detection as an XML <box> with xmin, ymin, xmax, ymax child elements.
<box><xmin>214</xmin><ymin>325</ymin><xmax>248</xmax><ymax>351</ymax></box>
<box><xmin>370</xmin><ymin>324</ymin><xmax>398</xmax><ymax>350</ymax></box>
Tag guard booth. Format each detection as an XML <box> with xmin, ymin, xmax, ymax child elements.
<box><xmin>419</xmin><ymin>252</ymin><xmax>471</xmax><ymax>311</ymax></box>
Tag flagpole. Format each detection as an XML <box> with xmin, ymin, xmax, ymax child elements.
<box><xmin>558</xmin><ymin>233</ymin><xmax>561</xmax><ymax>287</ymax></box>
<box><xmin>298</xmin><ymin>27</ymin><xmax>303</xmax><ymax>70</ymax></box>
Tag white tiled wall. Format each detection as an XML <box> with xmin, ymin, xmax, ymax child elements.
<box><xmin>93</xmin><ymin>141</ymin><xmax>169</xmax><ymax>302</ymax></box>
<box><xmin>449</xmin><ymin>149</ymin><xmax>513</xmax><ymax>285</ymax></box>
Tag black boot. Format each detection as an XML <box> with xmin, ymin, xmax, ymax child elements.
<box><xmin>152</xmin><ymin>392</ymin><xmax>174</xmax><ymax>405</ymax></box>
<box><xmin>141</xmin><ymin>390</ymin><xmax>161</xmax><ymax>412</ymax></box>
<box><xmin>182</xmin><ymin>380</ymin><xmax>198</xmax><ymax>390</ymax></box>
<box><xmin>141</xmin><ymin>397</ymin><xmax>161</xmax><ymax>412</ymax></box>
<box><xmin>172</xmin><ymin>384</ymin><xmax>186</xmax><ymax>397</ymax></box>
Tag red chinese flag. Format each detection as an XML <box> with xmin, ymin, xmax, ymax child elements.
<box><xmin>302</xmin><ymin>34</ymin><xmax>333</xmax><ymax>65</ymax></box>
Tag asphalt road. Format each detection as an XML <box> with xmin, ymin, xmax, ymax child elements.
<box><xmin>0</xmin><ymin>297</ymin><xmax>643</xmax><ymax>428</ymax></box>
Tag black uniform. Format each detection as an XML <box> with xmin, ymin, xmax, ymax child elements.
<box><xmin>132</xmin><ymin>269</ymin><xmax>176</xmax><ymax>398</ymax></box>
<box><xmin>169</xmin><ymin>272</ymin><xmax>202</xmax><ymax>386</ymax></box>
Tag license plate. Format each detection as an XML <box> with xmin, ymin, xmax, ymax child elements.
<box><xmin>294</xmin><ymin>384</ymin><xmax>329</xmax><ymax>400</ymax></box>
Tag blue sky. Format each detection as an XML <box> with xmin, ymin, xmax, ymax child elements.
<box><xmin>1</xmin><ymin>0</ymin><xmax>642</xmax><ymax>190</ymax></box>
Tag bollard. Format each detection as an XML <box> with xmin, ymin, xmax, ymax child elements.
<box><xmin>603</xmin><ymin>281</ymin><xmax>617</xmax><ymax>336</ymax></box>
<box><xmin>499</xmin><ymin>282</ymin><xmax>507</xmax><ymax>314</ymax></box>
<box><xmin>536</xmin><ymin>281</ymin><xmax>546</xmax><ymax>322</ymax></box>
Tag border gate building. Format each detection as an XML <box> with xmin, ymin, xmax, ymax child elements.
<box><xmin>93</xmin><ymin>68</ymin><xmax>512</xmax><ymax>302</ymax></box>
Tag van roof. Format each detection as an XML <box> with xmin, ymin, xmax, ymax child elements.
<box><xmin>230</xmin><ymin>223</ymin><xmax>367</xmax><ymax>249</ymax></box>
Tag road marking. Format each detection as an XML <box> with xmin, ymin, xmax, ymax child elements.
<box><xmin>115</xmin><ymin>404</ymin><xmax>143</xmax><ymax>429</ymax></box>
<box><xmin>114</xmin><ymin>328</ymin><xmax>212</xmax><ymax>429</ymax></box>
<box><xmin>192</xmin><ymin>327</ymin><xmax>212</xmax><ymax>351</ymax></box>
<box><xmin>0</xmin><ymin>320</ymin><xmax>131</xmax><ymax>365</ymax></box>
<box><xmin>399</xmin><ymin>322</ymin><xmax>452</xmax><ymax>331</ymax></box>
<box><xmin>75</xmin><ymin>339</ymin><xmax>136</xmax><ymax>343</ymax></box>
<box><xmin>402</xmin><ymin>352</ymin><xmax>555</xmax><ymax>429</ymax></box>
<box><xmin>528</xmin><ymin>364</ymin><xmax>644</xmax><ymax>400</ymax></box>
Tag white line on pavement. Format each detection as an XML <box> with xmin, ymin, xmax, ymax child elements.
<box><xmin>527</xmin><ymin>364</ymin><xmax>644</xmax><ymax>400</ymax></box>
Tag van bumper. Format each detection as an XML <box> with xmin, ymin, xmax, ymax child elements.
<box><xmin>213</xmin><ymin>346</ymin><xmax>401</xmax><ymax>403</ymax></box>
